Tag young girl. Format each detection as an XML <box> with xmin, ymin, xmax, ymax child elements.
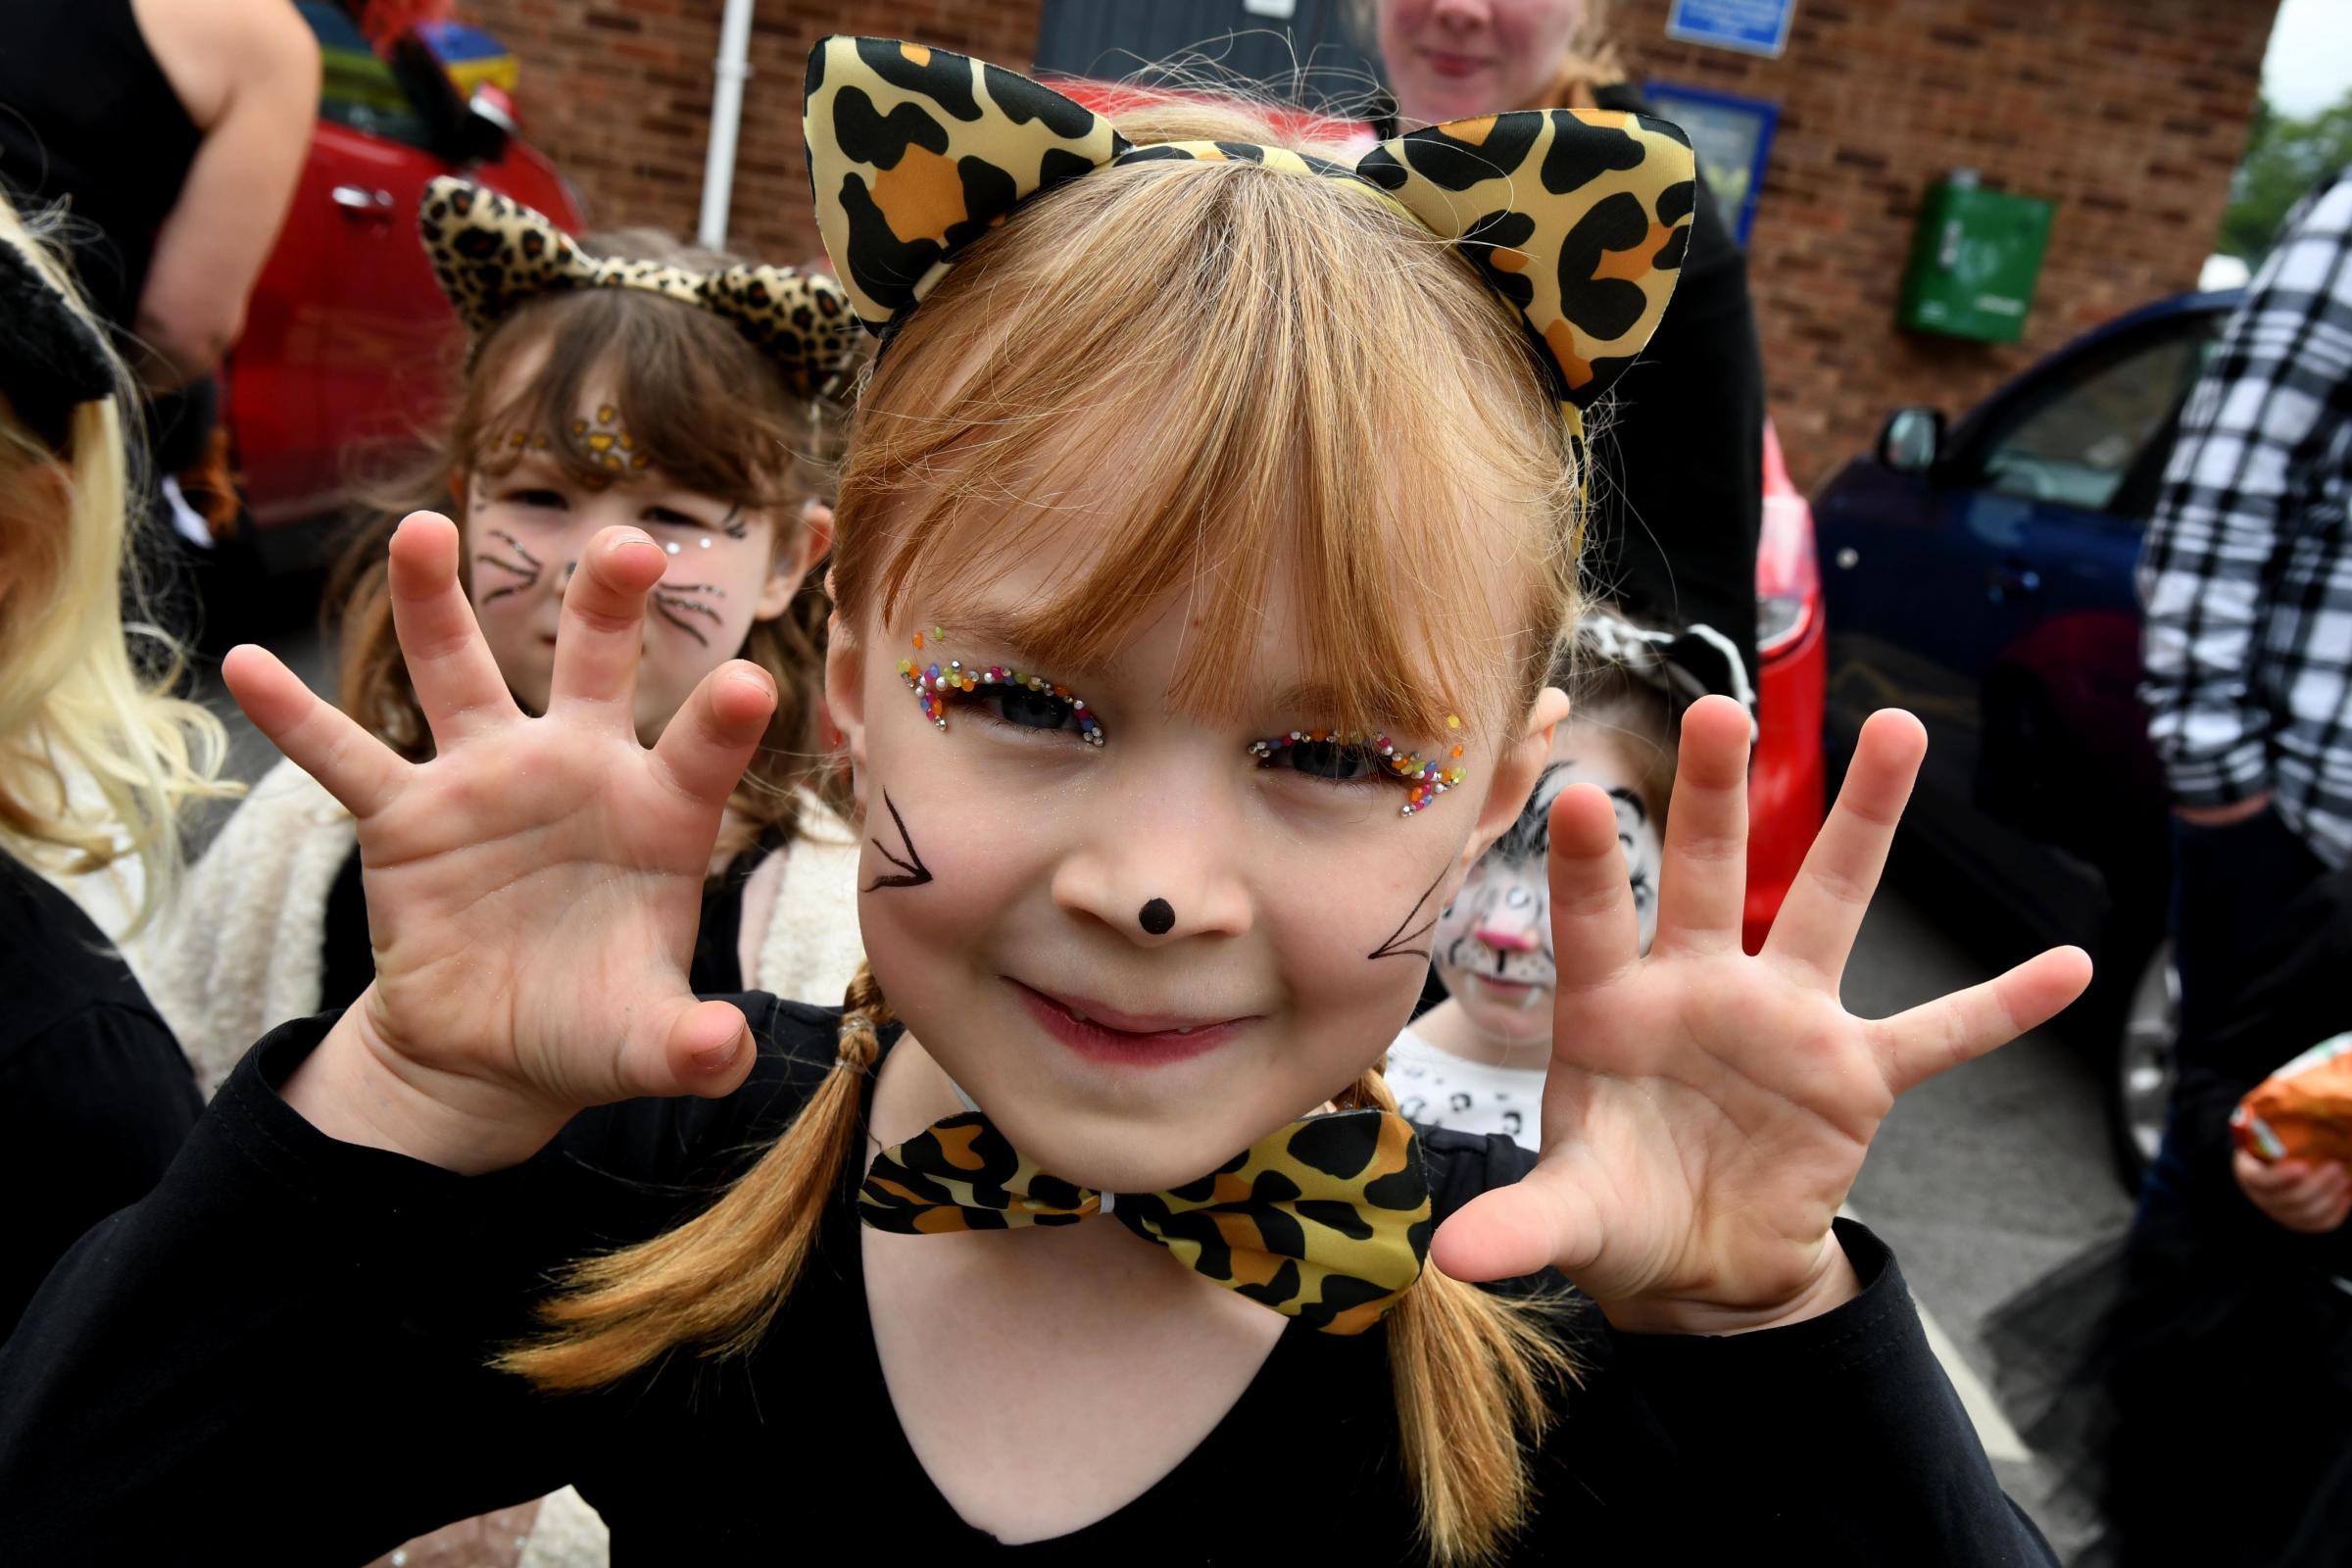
<box><xmin>0</xmin><ymin>41</ymin><xmax>2089</xmax><ymax>1563</ymax></box>
<box><xmin>1390</xmin><ymin>612</ymin><xmax>1750</xmax><ymax>1147</ymax></box>
<box><xmin>140</xmin><ymin>182</ymin><xmax>868</xmax><ymax>1095</ymax></box>
<box><xmin>0</xmin><ymin>194</ymin><xmax>233</xmax><ymax>1333</ymax></box>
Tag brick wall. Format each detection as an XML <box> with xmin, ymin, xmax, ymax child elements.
<box><xmin>1609</xmin><ymin>0</ymin><xmax>2277</xmax><ymax>486</ymax></box>
<box><xmin>462</xmin><ymin>0</ymin><xmax>1046</xmax><ymax>269</ymax></box>
<box><xmin>464</xmin><ymin>0</ymin><xmax>2275</xmax><ymax>488</ymax></box>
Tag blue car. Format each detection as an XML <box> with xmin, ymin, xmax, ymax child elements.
<box><xmin>1813</xmin><ymin>289</ymin><xmax>2242</xmax><ymax>1187</ymax></box>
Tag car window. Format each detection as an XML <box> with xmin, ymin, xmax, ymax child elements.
<box><xmin>298</xmin><ymin>2</ymin><xmax>438</xmax><ymax>151</ymax></box>
<box><xmin>1971</xmin><ymin>315</ymin><xmax>2222</xmax><ymax>514</ymax></box>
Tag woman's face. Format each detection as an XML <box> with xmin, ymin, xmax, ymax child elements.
<box><xmin>1429</xmin><ymin>720</ymin><xmax>1661</xmax><ymax>1049</ymax></box>
<box><xmin>463</xmin><ymin>379</ymin><xmax>809</xmax><ymax>745</ymax></box>
<box><xmin>831</xmin><ymin>513</ymin><xmax>1559</xmax><ymax>1194</ymax></box>
<box><xmin>1376</xmin><ymin>0</ymin><xmax>1588</xmax><ymax>125</ymax></box>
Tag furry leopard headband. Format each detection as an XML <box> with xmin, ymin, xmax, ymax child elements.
<box><xmin>801</xmin><ymin>35</ymin><xmax>1695</xmax><ymax>443</ymax></box>
<box><xmin>418</xmin><ymin>176</ymin><xmax>859</xmax><ymax>399</ymax></box>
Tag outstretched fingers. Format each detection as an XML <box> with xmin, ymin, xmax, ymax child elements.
<box><xmin>649</xmin><ymin>660</ymin><xmax>777</xmax><ymax>808</ymax></box>
<box><xmin>385</xmin><ymin>512</ymin><xmax>522</xmax><ymax>746</ymax></box>
<box><xmin>1870</xmin><ymin>945</ymin><xmax>2093</xmax><ymax>1096</ymax></box>
<box><xmin>1651</xmin><ymin>695</ymin><xmax>1753</xmax><ymax>955</ymax></box>
<box><xmin>222</xmin><ymin>644</ymin><xmax>408</xmax><ymax>819</ymax></box>
<box><xmin>1762</xmin><ymin>710</ymin><xmax>1927</xmax><ymax>988</ymax></box>
<box><xmin>549</xmin><ymin>526</ymin><xmax>668</xmax><ymax>725</ymax></box>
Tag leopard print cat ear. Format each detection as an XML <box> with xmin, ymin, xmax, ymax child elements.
<box><xmin>416</xmin><ymin>176</ymin><xmax>859</xmax><ymax>398</ymax></box>
<box><xmin>801</xmin><ymin>36</ymin><xmax>1695</xmax><ymax>432</ymax></box>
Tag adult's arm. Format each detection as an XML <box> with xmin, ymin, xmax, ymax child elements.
<box><xmin>127</xmin><ymin>0</ymin><xmax>320</xmax><ymax>389</ymax></box>
<box><xmin>2137</xmin><ymin>173</ymin><xmax>2352</xmax><ymax>810</ymax></box>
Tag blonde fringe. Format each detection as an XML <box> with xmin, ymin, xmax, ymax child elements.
<box><xmin>0</xmin><ymin>204</ymin><xmax>236</xmax><ymax>936</ymax></box>
<box><xmin>498</xmin><ymin>962</ymin><xmax>894</xmax><ymax>1389</ymax></box>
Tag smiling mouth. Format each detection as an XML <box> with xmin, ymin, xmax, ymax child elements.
<box><xmin>1007</xmin><ymin>978</ymin><xmax>1253</xmax><ymax>1066</ymax></box>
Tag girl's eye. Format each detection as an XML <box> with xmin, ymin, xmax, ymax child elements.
<box><xmin>643</xmin><ymin>506</ymin><xmax>701</xmax><ymax>528</ymax></box>
<box><xmin>1249</xmin><ymin>728</ymin><xmax>1469</xmax><ymax>818</ymax></box>
<box><xmin>506</xmin><ymin>489</ymin><xmax>566</xmax><ymax>510</ymax></box>
<box><xmin>898</xmin><ymin>649</ymin><xmax>1106</xmax><ymax>747</ymax></box>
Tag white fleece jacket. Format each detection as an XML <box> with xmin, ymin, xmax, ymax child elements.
<box><xmin>136</xmin><ymin>757</ymin><xmax>869</xmax><ymax>1097</ymax></box>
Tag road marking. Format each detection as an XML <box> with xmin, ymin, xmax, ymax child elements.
<box><xmin>1841</xmin><ymin>1207</ymin><xmax>2029</xmax><ymax>1464</ymax></box>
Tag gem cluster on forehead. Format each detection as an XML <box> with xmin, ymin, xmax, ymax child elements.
<box><xmin>1249</xmin><ymin>716</ymin><xmax>1469</xmax><ymax>817</ymax></box>
<box><xmin>897</xmin><ymin>628</ymin><xmax>1105</xmax><ymax>746</ymax></box>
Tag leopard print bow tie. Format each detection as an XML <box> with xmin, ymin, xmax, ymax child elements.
<box><xmin>859</xmin><ymin>1107</ymin><xmax>1434</xmax><ymax>1335</ymax></box>
<box><xmin>417</xmin><ymin>176</ymin><xmax>859</xmax><ymax>398</ymax></box>
<box><xmin>800</xmin><ymin>35</ymin><xmax>1695</xmax><ymax>440</ymax></box>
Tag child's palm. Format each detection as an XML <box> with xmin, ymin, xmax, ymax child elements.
<box><xmin>1433</xmin><ymin>701</ymin><xmax>2091</xmax><ymax>1331</ymax></box>
<box><xmin>223</xmin><ymin>514</ymin><xmax>773</xmax><ymax>1168</ymax></box>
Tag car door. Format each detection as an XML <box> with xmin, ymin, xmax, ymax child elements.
<box><xmin>1819</xmin><ymin>303</ymin><xmax>2225</xmax><ymax>940</ymax></box>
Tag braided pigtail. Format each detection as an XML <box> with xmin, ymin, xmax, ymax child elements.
<box><xmin>499</xmin><ymin>963</ymin><xmax>895</xmax><ymax>1390</ymax></box>
<box><xmin>1341</xmin><ymin>1063</ymin><xmax>1580</xmax><ymax>1565</ymax></box>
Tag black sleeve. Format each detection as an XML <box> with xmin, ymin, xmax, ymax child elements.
<box><xmin>1561</xmin><ymin>1220</ymin><xmax>2055</xmax><ymax>1563</ymax></box>
<box><xmin>0</xmin><ymin>998</ymin><xmax>837</xmax><ymax>1565</ymax></box>
<box><xmin>0</xmin><ymin>1004</ymin><xmax>199</xmax><ymax>1338</ymax></box>
<box><xmin>1583</xmin><ymin>139</ymin><xmax>1767</xmax><ymax>690</ymax></box>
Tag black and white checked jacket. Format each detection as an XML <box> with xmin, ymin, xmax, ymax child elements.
<box><xmin>2139</xmin><ymin>170</ymin><xmax>2352</xmax><ymax>869</ymax></box>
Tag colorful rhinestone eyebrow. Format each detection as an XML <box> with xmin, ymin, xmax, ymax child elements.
<box><xmin>1249</xmin><ymin>717</ymin><xmax>1468</xmax><ymax>817</ymax></box>
<box><xmin>897</xmin><ymin>628</ymin><xmax>1106</xmax><ymax>746</ymax></box>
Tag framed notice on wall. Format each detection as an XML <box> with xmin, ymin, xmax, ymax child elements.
<box><xmin>1665</xmin><ymin>0</ymin><xmax>1798</xmax><ymax>59</ymax></box>
<box><xmin>1643</xmin><ymin>82</ymin><xmax>1778</xmax><ymax>248</ymax></box>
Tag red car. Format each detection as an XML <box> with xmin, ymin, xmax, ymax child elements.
<box><xmin>228</xmin><ymin>4</ymin><xmax>582</xmax><ymax>542</ymax></box>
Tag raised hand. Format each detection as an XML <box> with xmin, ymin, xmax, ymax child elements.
<box><xmin>1431</xmin><ymin>698</ymin><xmax>2092</xmax><ymax>1333</ymax></box>
<box><xmin>222</xmin><ymin>514</ymin><xmax>776</xmax><ymax>1172</ymax></box>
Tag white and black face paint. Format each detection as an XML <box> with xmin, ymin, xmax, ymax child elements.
<box><xmin>1432</xmin><ymin>745</ymin><xmax>1664</xmax><ymax>1040</ymax></box>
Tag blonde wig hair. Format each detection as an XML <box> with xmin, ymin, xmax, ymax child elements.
<box><xmin>0</xmin><ymin>197</ymin><xmax>232</xmax><ymax>934</ymax></box>
<box><xmin>508</xmin><ymin>97</ymin><xmax>1592</xmax><ymax>1564</ymax></box>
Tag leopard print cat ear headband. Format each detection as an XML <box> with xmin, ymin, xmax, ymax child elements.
<box><xmin>800</xmin><ymin>35</ymin><xmax>1696</xmax><ymax>446</ymax></box>
<box><xmin>418</xmin><ymin>176</ymin><xmax>859</xmax><ymax>399</ymax></box>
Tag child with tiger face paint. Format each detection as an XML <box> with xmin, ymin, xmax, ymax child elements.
<box><xmin>1394</xmin><ymin>629</ymin><xmax>1680</xmax><ymax>1147</ymax></box>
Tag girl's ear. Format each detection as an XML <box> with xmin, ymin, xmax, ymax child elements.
<box><xmin>823</xmin><ymin>568</ymin><xmax>869</xmax><ymax>789</ymax></box>
<box><xmin>1442</xmin><ymin>686</ymin><xmax>1573</xmax><ymax>901</ymax></box>
<box><xmin>755</xmin><ymin>501</ymin><xmax>834</xmax><ymax>621</ymax></box>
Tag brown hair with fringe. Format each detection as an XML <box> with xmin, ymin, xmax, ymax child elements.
<box><xmin>503</xmin><ymin>95</ymin><xmax>1592</xmax><ymax>1565</ymax></box>
<box><xmin>332</xmin><ymin>231</ymin><xmax>860</xmax><ymax>849</ymax></box>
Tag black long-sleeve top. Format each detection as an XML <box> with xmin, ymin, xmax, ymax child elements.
<box><xmin>0</xmin><ymin>856</ymin><xmax>200</xmax><ymax>1339</ymax></box>
<box><xmin>0</xmin><ymin>1000</ymin><xmax>2052</xmax><ymax>1564</ymax></box>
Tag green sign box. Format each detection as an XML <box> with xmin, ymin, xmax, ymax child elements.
<box><xmin>1897</xmin><ymin>177</ymin><xmax>2055</xmax><ymax>345</ymax></box>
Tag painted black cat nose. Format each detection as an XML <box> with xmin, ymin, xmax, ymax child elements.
<box><xmin>1138</xmin><ymin>898</ymin><xmax>1175</xmax><ymax>936</ymax></box>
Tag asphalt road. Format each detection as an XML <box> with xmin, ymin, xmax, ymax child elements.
<box><xmin>188</xmin><ymin>587</ymin><xmax>2129</xmax><ymax>1555</ymax></box>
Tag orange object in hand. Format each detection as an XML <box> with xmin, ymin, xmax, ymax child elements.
<box><xmin>2234</xmin><ymin>1035</ymin><xmax>2352</xmax><ymax>1167</ymax></box>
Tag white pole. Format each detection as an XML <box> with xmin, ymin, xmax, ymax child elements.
<box><xmin>697</xmin><ymin>0</ymin><xmax>757</xmax><ymax>251</ymax></box>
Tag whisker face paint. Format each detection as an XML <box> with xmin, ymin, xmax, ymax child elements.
<box><xmin>1369</xmin><ymin>864</ymin><xmax>1448</xmax><ymax>963</ymax></box>
<box><xmin>475</xmin><ymin>528</ymin><xmax>544</xmax><ymax>605</ymax></box>
<box><xmin>650</xmin><ymin>581</ymin><xmax>727</xmax><ymax>647</ymax></box>
<box><xmin>864</xmin><ymin>790</ymin><xmax>934</xmax><ymax>892</ymax></box>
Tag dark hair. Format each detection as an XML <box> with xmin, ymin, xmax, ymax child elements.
<box><xmin>332</xmin><ymin>263</ymin><xmax>861</xmax><ymax>849</ymax></box>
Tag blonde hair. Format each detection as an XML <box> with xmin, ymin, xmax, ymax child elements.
<box><xmin>508</xmin><ymin>97</ymin><xmax>1592</xmax><ymax>1563</ymax></box>
<box><xmin>0</xmin><ymin>196</ymin><xmax>233</xmax><ymax>934</ymax></box>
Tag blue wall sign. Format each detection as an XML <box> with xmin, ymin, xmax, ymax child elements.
<box><xmin>1643</xmin><ymin>81</ymin><xmax>1779</xmax><ymax>247</ymax></box>
<box><xmin>1666</xmin><ymin>0</ymin><xmax>1798</xmax><ymax>58</ymax></box>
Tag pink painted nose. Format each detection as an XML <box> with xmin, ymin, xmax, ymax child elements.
<box><xmin>1475</xmin><ymin>923</ymin><xmax>1540</xmax><ymax>953</ymax></box>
